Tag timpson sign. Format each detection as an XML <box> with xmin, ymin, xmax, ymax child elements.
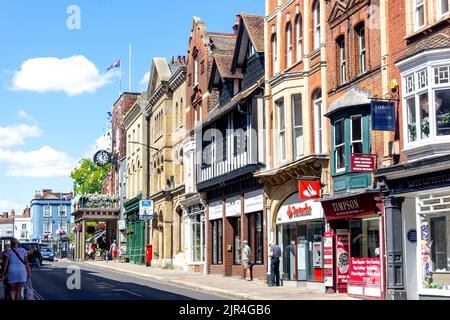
<box><xmin>321</xmin><ymin>193</ymin><xmax>381</xmax><ymax>221</ymax></box>
<box><xmin>276</xmin><ymin>194</ymin><xmax>323</xmax><ymax>225</ymax></box>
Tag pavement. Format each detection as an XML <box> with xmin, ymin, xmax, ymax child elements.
<box><xmin>78</xmin><ymin>260</ymin><xmax>358</xmax><ymax>300</ymax></box>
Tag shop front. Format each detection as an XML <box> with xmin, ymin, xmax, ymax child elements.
<box><xmin>275</xmin><ymin>193</ymin><xmax>325</xmax><ymax>289</ymax></box>
<box><xmin>184</xmin><ymin>202</ymin><xmax>206</xmax><ymax>273</ymax></box>
<box><xmin>321</xmin><ymin>191</ymin><xmax>385</xmax><ymax>299</ymax></box>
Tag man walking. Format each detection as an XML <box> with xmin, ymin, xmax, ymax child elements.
<box><xmin>268</xmin><ymin>241</ymin><xmax>281</xmax><ymax>286</ymax></box>
<box><xmin>241</xmin><ymin>240</ymin><xmax>252</xmax><ymax>281</ymax></box>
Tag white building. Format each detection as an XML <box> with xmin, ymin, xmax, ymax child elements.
<box><xmin>14</xmin><ymin>208</ymin><xmax>32</xmax><ymax>242</ymax></box>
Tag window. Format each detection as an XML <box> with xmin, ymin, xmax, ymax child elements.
<box><xmin>438</xmin><ymin>0</ymin><xmax>450</xmax><ymax>17</ymax></box>
<box><xmin>356</xmin><ymin>24</ymin><xmax>366</xmax><ymax>75</ymax></box>
<box><xmin>286</xmin><ymin>22</ymin><xmax>293</xmax><ymax>68</ymax></box>
<box><xmin>247</xmin><ymin>212</ymin><xmax>263</xmax><ymax>265</ymax></box>
<box><xmin>43</xmin><ymin>221</ymin><xmax>52</xmax><ymax>234</ymax></box>
<box><xmin>296</xmin><ymin>14</ymin><xmax>303</xmax><ymax>62</ymax></box>
<box><xmin>201</xmin><ymin>60</ymin><xmax>205</xmax><ymax>74</ymax></box>
<box><xmin>313</xmin><ymin>90</ymin><xmax>323</xmax><ymax>154</ymax></box>
<box><xmin>351</xmin><ymin>115</ymin><xmax>363</xmax><ymax>154</ymax></box>
<box><xmin>277</xmin><ymin>99</ymin><xmax>286</xmax><ymax>162</ymax></box>
<box><xmin>292</xmin><ymin>94</ymin><xmax>303</xmax><ymax>158</ymax></box>
<box><xmin>22</xmin><ymin>224</ymin><xmax>27</xmax><ymax>230</ymax></box>
<box><xmin>313</xmin><ymin>0</ymin><xmax>321</xmax><ymax>50</ymax></box>
<box><xmin>194</xmin><ymin>54</ymin><xmax>199</xmax><ymax>86</ymax></box>
<box><xmin>233</xmin><ymin>218</ymin><xmax>241</xmax><ymax>265</ymax></box>
<box><xmin>272</xmin><ymin>33</ymin><xmax>278</xmax><ymax>75</ymax></box>
<box><xmin>191</xmin><ymin>214</ymin><xmax>205</xmax><ymax>262</ymax></box>
<box><xmin>179</xmin><ymin>98</ymin><xmax>184</xmax><ymax>128</ymax></box>
<box><xmin>415</xmin><ymin>0</ymin><xmax>425</xmax><ymax>30</ymax></box>
<box><xmin>59</xmin><ymin>205</ymin><xmax>66</xmax><ymax>217</ymax></box>
<box><xmin>44</xmin><ymin>205</ymin><xmax>51</xmax><ymax>217</ymax></box>
<box><xmin>334</xmin><ymin>119</ymin><xmax>345</xmax><ymax>173</ymax></box>
<box><xmin>350</xmin><ymin>217</ymin><xmax>380</xmax><ymax>259</ymax></box>
<box><xmin>403</xmin><ymin>65</ymin><xmax>450</xmax><ymax>146</ymax></box>
<box><xmin>337</xmin><ymin>36</ymin><xmax>346</xmax><ymax>84</ymax></box>
<box><xmin>247</xmin><ymin>41</ymin><xmax>256</xmax><ymax>58</ymax></box>
<box><xmin>211</xmin><ymin>219</ymin><xmax>223</xmax><ymax>265</ymax></box>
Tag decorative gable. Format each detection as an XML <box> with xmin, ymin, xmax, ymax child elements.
<box><xmin>328</xmin><ymin>0</ymin><xmax>348</xmax><ymax>24</ymax></box>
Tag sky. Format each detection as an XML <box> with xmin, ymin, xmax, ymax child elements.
<box><xmin>0</xmin><ymin>0</ymin><xmax>264</xmax><ymax>214</ymax></box>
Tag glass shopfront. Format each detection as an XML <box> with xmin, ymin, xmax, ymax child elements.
<box><xmin>277</xmin><ymin>221</ymin><xmax>325</xmax><ymax>282</ymax></box>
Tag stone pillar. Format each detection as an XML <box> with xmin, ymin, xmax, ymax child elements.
<box><xmin>385</xmin><ymin>197</ymin><xmax>406</xmax><ymax>300</ymax></box>
<box><xmin>81</xmin><ymin>221</ymin><xmax>86</xmax><ymax>261</ymax></box>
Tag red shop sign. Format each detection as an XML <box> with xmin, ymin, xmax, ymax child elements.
<box><xmin>349</xmin><ymin>258</ymin><xmax>381</xmax><ymax>285</ymax></box>
<box><xmin>298</xmin><ymin>179</ymin><xmax>321</xmax><ymax>201</ymax></box>
<box><xmin>335</xmin><ymin>230</ymin><xmax>350</xmax><ymax>292</ymax></box>
<box><xmin>350</xmin><ymin>153</ymin><xmax>376</xmax><ymax>173</ymax></box>
<box><xmin>323</xmin><ymin>232</ymin><xmax>334</xmax><ymax>287</ymax></box>
<box><xmin>321</xmin><ymin>192</ymin><xmax>381</xmax><ymax>221</ymax></box>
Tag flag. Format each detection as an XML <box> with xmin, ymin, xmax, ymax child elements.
<box><xmin>106</xmin><ymin>58</ymin><xmax>121</xmax><ymax>71</ymax></box>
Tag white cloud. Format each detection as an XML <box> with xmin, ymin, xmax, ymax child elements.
<box><xmin>0</xmin><ymin>198</ymin><xmax>25</xmax><ymax>215</ymax></box>
<box><xmin>139</xmin><ymin>71</ymin><xmax>150</xmax><ymax>90</ymax></box>
<box><xmin>0</xmin><ymin>146</ymin><xmax>77</xmax><ymax>177</ymax></box>
<box><xmin>11</xmin><ymin>55</ymin><xmax>118</xmax><ymax>96</ymax></box>
<box><xmin>85</xmin><ymin>132</ymin><xmax>112</xmax><ymax>159</ymax></box>
<box><xmin>18</xmin><ymin>110</ymin><xmax>37</xmax><ymax>124</ymax></box>
<box><xmin>0</xmin><ymin>124</ymin><xmax>42</xmax><ymax>148</ymax></box>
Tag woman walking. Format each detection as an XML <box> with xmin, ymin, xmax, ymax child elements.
<box><xmin>1</xmin><ymin>239</ymin><xmax>31</xmax><ymax>300</ymax></box>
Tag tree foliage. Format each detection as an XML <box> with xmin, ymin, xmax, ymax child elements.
<box><xmin>70</xmin><ymin>158</ymin><xmax>111</xmax><ymax>195</ymax></box>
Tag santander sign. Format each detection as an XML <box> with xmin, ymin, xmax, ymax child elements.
<box><xmin>287</xmin><ymin>203</ymin><xmax>312</xmax><ymax>219</ymax></box>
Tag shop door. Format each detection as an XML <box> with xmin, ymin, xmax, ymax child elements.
<box><xmin>297</xmin><ymin>225</ymin><xmax>308</xmax><ymax>281</ymax></box>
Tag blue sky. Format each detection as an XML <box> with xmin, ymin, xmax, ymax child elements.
<box><xmin>0</xmin><ymin>0</ymin><xmax>264</xmax><ymax>213</ymax></box>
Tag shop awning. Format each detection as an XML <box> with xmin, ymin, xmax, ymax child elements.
<box><xmin>85</xmin><ymin>230</ymin><xmax>106</xmax><ymax>243</ymax></box>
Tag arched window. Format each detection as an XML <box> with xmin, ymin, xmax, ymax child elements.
<box><xmin>336</xmin><ymin>35</ymin><xmax>346</xmax><ymax>84</ymax></box>
<box><xmin>272</xmin><ymin>33</ymin><xmax>278</xmax><ymax>75</ymax></box>
<box><xmin>313</xmin><ymin>89</ymin><xmax>323</xmax><ymax>154</ymax></box>
<box><xmin>295</xmin><ymin>14</ymin><xmax>303</xmax><ymax>62</ymax></box>
<box><xmin>355</xmin><ymin>22</ymin><xmax>366</xmax><ymax>75</ymax></box>
<box><xmin>313</xmin><ymin>0</ymin><xmax>321</xmax><ymax>50</ymax></box>
<box><xmin>179</xmin><ymin>98</ymin><xmax>183</xmax><ymax>128</ymax></box>
<box><xmin>286</xmin><ymin>22</ymin><xmax>293</xmax><ymax>68</ymax></box>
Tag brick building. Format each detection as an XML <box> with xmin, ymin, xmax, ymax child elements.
<box><xmin>198</xmin><ymin>14</ymin><xmax>267</xmax><ymax>280</ymax></box>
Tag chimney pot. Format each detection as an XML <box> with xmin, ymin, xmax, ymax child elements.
<box><xmin>171</xmin><ymin>56</ymin><xmax>175</xmax><ymax>64</ymax></box>
<box><xmin>177</xmin><ymin>56</ymin><xmax>182</xmax><ymax>64</ymax></box>
<box><xmin>182</xmin><ymin>56</ymin><xmax>186</xmax><ymax>64</ymax></box>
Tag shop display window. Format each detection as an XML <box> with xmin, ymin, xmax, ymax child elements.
<box><xmin>349</xmin><ymin>216</ymin><xmax>380</xmax><ymax>258</ymax></box>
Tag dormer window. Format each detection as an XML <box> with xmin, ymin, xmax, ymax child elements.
<box><xmin>247</xmin><ymin>41</ymin><xmax>256</xmax><ymax>58</ymax></box>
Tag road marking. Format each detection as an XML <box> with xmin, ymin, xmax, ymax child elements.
<box><xmin>111</xmin><ymin>289</ymin><xmax>143</xmax><ymax>297</ymax></box>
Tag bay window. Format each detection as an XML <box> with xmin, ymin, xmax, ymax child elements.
<box><xmin>351</xmin><ymin>115</ymin><xmax>363</xmax><ymax>154</ymax></box>
<box><xmin>403</xmin><ymin>64</ymin><xmax>450</xmax><ymax>147</ymax></box>
<box><xmin>334</xmin><ymin>119</ymin><xmax>345</xmax><ymax>173</ymax></box>
<box><xmin>277</xmin><ymin>99</ymin><xmax>286</xmax><ymax>162</ymax></box>
<box><xmin>292</xmin><ymin>94</ymin><xmax>303</xmax><ymax>159</ymax></box>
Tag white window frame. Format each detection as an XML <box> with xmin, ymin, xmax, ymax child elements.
<box><xmin>437</xmin><ymin>0</ymin><xmax>450</xmax><ymax>18</ymax></box>
<box><xmin>292</xmin><ymin>94</ymin><xmax>303</xmax><ymax>159</ymax></box>
<box><xmin>286</xmin><ymin>22</ymin><xmax>293</xmax><ymax>68</ymax></box>
<box><xmin>350</xmin><ymin>115</ymin><xmax>363</xmax><ymax>154</ymax></box>
<box><xmin>313</xmin><ymin>0</ymin><xmax>321</xmax><ymax>50</ymax></box>
<box><xmin>314</xmin><ymin>92</ymin><xmax>323</xmax><ymax>154</ymax></box>
<box><xmin>43</xmin><ymin>221</ymin><xmax>52</xmax><ymax>234</ymax></box>
<box><xmin>334</xmin><ymin>118</ymin><xmax>346</xmax><ymax>174</ymax></box>
<box><xmin>357</xmin><ymin>25</ymin><xmax>366</xmax><ymax>74</ymax></box>
<box><xmin>194</xmin><ymin>54</ymin><xmax>199</xmax><ymax>87</ymax></box>
<box><xmin>277</xmin><ymin>99</ymin><xmax>286</xmax><ymax>162</ymax></box>
<box><xmin>272</xmin><ymin>33</ymin><xmax>278</xmax><ymax>75</ymax></box>
<box><xmin>414</xmin><ymin>0</ymin><xmax>425</xmax><ymax>30</ymax></box>
<box><xmin>59</xmin><ymin>205</ymin><xmax>67</xmax><ymax>217</ymax></box>
<box><xmin>338</xmin><ymin>37</ymin><xmax>346</xmax><ymax>84</ymax></box>
<box><xmin>296</xmin><ymin>14</ymin><xmax>303</xmax><ymax>62</ymax></box>
<box><xmin>247</xmin><ymin>41</ymin><xmax>256</xmax><ymax>58</ymax></box>
<box><xmin>44</xmin><ymin>205</ymin><xmax>51</xmax><ymax>217</ymax></box>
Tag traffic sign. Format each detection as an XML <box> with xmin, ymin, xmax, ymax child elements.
<box><xmin>139</xmin><ymin>200</ymin><xmax>154</xmax><ymax>218</ymax></box>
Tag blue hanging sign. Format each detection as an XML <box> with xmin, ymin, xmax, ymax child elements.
<box><xmin>371</xmin><ymin>100</ymin><xmax>396</xmax><ymax>131</ymax></box>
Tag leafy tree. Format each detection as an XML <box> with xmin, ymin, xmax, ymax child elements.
<box><xmin>70</xmin><ymin>158</ymin><xmax>111</xmax><ymax>195</ymax></box>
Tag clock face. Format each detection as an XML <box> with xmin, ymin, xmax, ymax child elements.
<box><xmin>94</xmin><ymin>150</ymin><xmax>112</xmax><ymax>167</ymax></box>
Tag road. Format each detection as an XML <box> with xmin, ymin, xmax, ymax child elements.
<box><xmin>30</xmin><ymin>260</ymin><xmax>228</xmax><ymax>300</ymax></box>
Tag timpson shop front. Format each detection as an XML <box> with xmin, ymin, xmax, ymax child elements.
<box><xmin>275</xmin><ymin>193</ymin><xmax>326</xmax><ymax>289</ymax></box>
<box><xmin>320</xmin><ymin>192</ymin><xmax>385</xmax><ymax>300</ymax></box>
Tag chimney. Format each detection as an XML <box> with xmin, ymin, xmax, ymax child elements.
<box><xmin>170</xmin><ymin>56</ymin><xmax>175</xmax><ymax>64</ymax></box>
<box><xmin>4</xmin><ymin>211</ymin><xmax>8</xmax><ymax>219</ymax></box>
<box><xmin>177</xmin><ymin>56</ymin><xmax>182</xmax><ymax>64</ymax></box>
<box><xmin>233</xmin><ymin>15</ymin><xmax>241</xmax><ymax>34</ymax></box>
<box><xmin>182</xmin><ymin>56</ymin><xmax>186</xmax><ymax>64</ymax></box>
<box><xmin>10</xmin><ymin>209</ymin><xmax>15</xmax><ymax>217</ymax></box>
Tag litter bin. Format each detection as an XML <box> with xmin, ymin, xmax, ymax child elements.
<box><xmin>145</xmin><ymin>244</ymin><xmax>152</xmax><ymax>267</ymax></box>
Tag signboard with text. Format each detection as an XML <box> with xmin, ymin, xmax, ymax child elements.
<box><xmin>350</xmin><ymin>153</ymin><xmax>376</xmax><ymax>172</ymax></box>
<box><xmin>348</xmin><ymin>258</ymin><xmax>383</xmax><ymax>298</ymax></box>
<box><xmin>139</xmin><ymin>200</ymin><xmax>154</xmax><ymax>219</ymax></box>
<box><xmin>335</xmin><ymin>230</ymin><xmax>350</xmax><ymax>293</ymax></box>
<box><xmin>371</xmin><ymin>100</ymin><xmax>396</xmax><ymax>131</ymax></box>
<box><xmin>324</xmin><ymin>232</ymin><xmax>334</xmax><ymax>287</ymax></box>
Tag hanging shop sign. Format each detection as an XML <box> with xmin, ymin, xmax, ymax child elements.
<box><xmin>118</xmin><ymin>220</ymin><xmax>126</xmax><ymax>231</ymax></box>
<box><xmin>226</xmin><ymin>195</ymin><xmax>241</xmax><ymax>217</ymax></box>
<box><xmin>371</xmin><ymin>100</ymin><xmax>396</xmax><ymax>131</ymax></box>
<box><xmin>385</xmin><ymin>169</ymin><xmax>450</xmax><ymax>194</ymax></box>
<box><xmin>276</xmin><ymin>193</ymin><xmax>323</xmax><ymax>225</ymax></box>
<box><xmin>298</xmin><ymin>179</ymin><xmax>321</xmax><ymax>201</ymax></box>
<box><xmin>350</xmin><ymin>153</ymin><xmax>377</xmax><ymax>172</ymax></box>
<box><xmin>209</xmin><ymin>201</ymin><xmax>223</xmax><ymax>221</ymax></box>
<box><xmin>321</xmin><ymin>193</ymin><xmax>381</xmax><ymax>221</ymax></box>
<box><xmin>324</xmin><ymin>232</ymin><xmax>334</xmax><ymax>287</ymax></box>
<box><xmin>244</xmin><ymin>189</ymin><xmax>264</xmax><ymax>213</ymax></box>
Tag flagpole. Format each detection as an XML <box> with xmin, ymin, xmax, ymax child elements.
<box><xmin>119</xmin><ymin>57</ymin><xmax>123</xmax><ymax>95</ymax></box>
<box><xmin>129</xmin><ymin>41</ymin><xmax>132</xmax><ymax>92</ymax></box>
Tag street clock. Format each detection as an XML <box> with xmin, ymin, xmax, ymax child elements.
<box><xmin>93</xmin><ymin>150</ymin><xmax>112</xmax><ymax>167</ymax></box>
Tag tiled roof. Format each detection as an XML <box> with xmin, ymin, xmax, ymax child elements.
<box><xmin>241</xmin><ymin>14</ymin><xmax>264</xmax><ymax>53</ymax></box>
<box><xmin>214</xmin><ymin>54</ymin><xmax>243</xmax><ymax>79</ymax></box>
<box><xmin>209</xmin><ymin>33</ymin><xmax>236</xmax><ymax>54</ymax></box>
<box><xmin>398</xmin><ymin>32</ymin><xmax>450</xmax><ymax>63</ymax></box>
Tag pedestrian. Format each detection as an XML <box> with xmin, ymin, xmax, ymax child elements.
<box><xmin>241</xmin><ymin>240</ymin><xmax>252</xmax><ymax>281</ymax></box>
<box><xmin>110</xmin><ymin>240</ymin><xmax>118</xmax><ymax>262</ymax></box>
<box><xmin>31</xmin><ymin>246</ymin><xmax>42</xmax><ymax>269</ymax></box>
<box><xmin>0</xmin><ymin>244</ymin><xmax>11</xmax><ymax>300</ymax></box>
<box><xmin>268</xmin><ymin>241</ymin><xmax>281</xmax><ymax>287</ymax></box>
<box><xmin>1</xmin><ymin>238</ymin><xmax>31</xmax><ymax>300</ymax></box>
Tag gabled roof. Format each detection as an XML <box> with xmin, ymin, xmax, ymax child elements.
<box><xmin>208</xmin><ymin>33</ymin><xmax>237</xmax><ymax>54</ymax></box>
<box><xmin>328</xmin><ymin>0</ymin><xmax>348</xmax><ymax>24</ymax></box>
<box><xmin>397</xmin><ymin>32</ymin><xmax>450</xmax><ymax>64</ymax></box>
<box><xmin>209</xmin><ymin>54</ymin><xmax>243</xmax><ymax>91</ymax></box>
<box><xmin>147</xmin><ymin>57</ymin><xmax>171</xmax><ymax>96</ymax></box>
<box><xmin>325</xmin><ymin>87</ymin><xmax>371</xmax><ymax>117</ymax></box>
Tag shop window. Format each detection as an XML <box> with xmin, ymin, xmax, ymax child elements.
<box><xmin>233</xmin><ymin>218</ymin><xmax>241</xmax><ymax>265</ymax></box>
<box><xmin>292</xmin><ymin>94</ymin><xmax>303</xmax><ymax>159</ymax></box>
<box><xmin>247</xmin><ymin>212</ymin><xmax>264</xmax><ymax>265</ymax></box>
<box><xmin>211</xmin><ymin>219</ymin><xmax>223</xmax><ymax>265</ymax></box>
<box><xmin>349</xmin><ymin>217</ymin><xmax>380</xmax><ymax>259</ymax></box>
<box><xmin>191</xmin><ymin>214</ymin><xmax>205</xmax><ymax>263</ymax></box>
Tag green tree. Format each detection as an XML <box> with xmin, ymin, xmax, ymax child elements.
<box><xmin>70</xmin><ymin>158</ymin><xmax>111</xmax><ymax>195</ymax></box>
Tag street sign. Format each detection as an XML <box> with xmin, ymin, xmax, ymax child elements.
<box><xmin>350</xmin><ymin>153</ymin><xmax>376</xmax><ymax>172</ymax></box>
<box><xmin>371</xmin><ymin>100</ymin><xmax>396</xmax><ymax>131</ymax></box>
<box><xmin>139</xmin><ymin>200</ymin><xmax>154</xmax><ymax>219</ymax></box>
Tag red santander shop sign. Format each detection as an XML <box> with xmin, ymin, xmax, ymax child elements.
<box><xmin>287</xmin><ymin>203</ymin><xmax>312</xmax><ymax>219</ymax></box>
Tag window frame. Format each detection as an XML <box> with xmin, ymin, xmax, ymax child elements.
<box><xmin>292</xmin><ymin>94</ymin><xmax>304</xmax><ymax>159</ymax></box>
<box><xmin>350</xmin><ymin>114</ymin><xmax>363</xmax><ymax>155</ymax></box>
<box><xmin>334</xmin><ymin>118</ymin><xmax>346</xmax><ymax>174</ymax></box>
<box><xmin>194</xmin><ymin>53</ymin><xmax>199</xmax><ymax>87</ymax></box>
<box><xmin>286</xmin><ymin>22</ymin><xmax>293</xmax><ymax>68</ymax></box>
<box><xmin>414</xmin><ymin>0</ymin><xmax>425</xmax><ymax>31</ymax></box>
<box><xmin>44</xmin><ymin>205</ymin><xmax>51</xmax><ymax>217</ymax></box>
<box><xmin>313</xmin><ymin>0</ymin><xmax>321</xmax><ymax>50</ymax></box>
<box><xmin>437</xmin><ymin>0</ymin><xmax>449</xmax><ymax>18</ymax></box>
<box><xmin>296</xmin><ymin>14</ymin><xmax>303</xmax><ymax>62</ymax></box>
<box><xmin>276</xmin><ymin>98</ymin><xmax>286</xmax><ymax>162</ymax></box>
<box><xmin>313</xmin><ymin>91</ymin><xmax>323</xmax><ymax>154</ymax></box>
<box><xmin>356</xmin><ymin>23</ymin><xmax>366</xmax><ymax>75</ymax></box>
<box><xmin>272</xmin><ymin>33</ymin><xmax>278</xmax><ymax>75</ymax></box>
<box><xmin>338</xmin><ymin>36</ymin><xmax>346</xmax><ymax>84</ymax></box>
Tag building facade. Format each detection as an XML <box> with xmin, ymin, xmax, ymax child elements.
<box><xmin>13</xmin><ymin>207</ymin><xmax>32</xmax><ymax>242</ymax></box>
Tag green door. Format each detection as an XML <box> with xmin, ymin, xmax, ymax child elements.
<box><xmin>126</xmin><ymin>220</ymin><xmax>145</xmax><ymax>264</ymax></box>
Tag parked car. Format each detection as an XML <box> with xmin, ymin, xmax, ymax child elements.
<box><xmin>40</xmin><ymin>247</ymin><xmax>55</xmax><ymax>262</ymax></box>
